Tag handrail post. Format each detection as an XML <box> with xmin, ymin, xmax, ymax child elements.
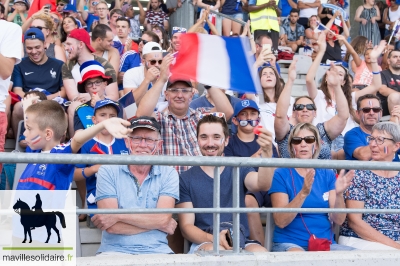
<box><xmin>212</xmin><ymin>166</ymin><xmax>221</xmax><ymax>254</ymax></box>
<box><xmin>232</xmin><ymin>166</ymin><xmax>240</xmax><ymax>253</ymax></box>
<box><xmin>215</xmin><ymin>13</ymin><xmax>222</xmax><ymax>36</ymax></box>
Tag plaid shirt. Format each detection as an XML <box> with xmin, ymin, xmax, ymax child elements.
<box><xmin>155</xmin><ymin>107</ymin><xmax>210</xmax><ymax>173</ymax></box>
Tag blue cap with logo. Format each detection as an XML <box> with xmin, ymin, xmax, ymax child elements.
<box><xmin>233</xmin><ymin>99</ymin><xmax>259</xmax><ymax>117</ymax></box>
<box><xmin>24</xmin><ymin>28</ymin><xmax>45</xmax><ymax>42</ymax></box>
<box><xmin>93</xmin><ymin>99</ymin><xmax>121</xmax><ymax>114</ymax></box>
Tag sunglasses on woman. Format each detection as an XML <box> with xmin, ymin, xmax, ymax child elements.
<box><xmin>291</xmin><ymin>136</ymin><xmax>316</xmax><ymax>145</ymax></box>
<box><xmin>293</xmin><ymin>104</ymin><xmax>316</xmax><ymax>111</ymax></box>
<box><xmin>236</xmin><ymin>119</ymin><xmax>259</xmax><ymax>127</ymax></box>
<box><xmin>360</xmin><ymin>107</ymin><xmax>382</xmax><ymax>113</ymax></box>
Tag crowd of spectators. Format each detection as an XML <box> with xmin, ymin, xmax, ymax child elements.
<box><xmin>1</xmin><ymin>0</ymin><xmax>400</xmax><ymax>256</ymax></box>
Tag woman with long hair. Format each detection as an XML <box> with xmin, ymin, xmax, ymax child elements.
<box><xmin>151</xmin><ymin>25</ymin><xmax>170</xmax><ymax>50</ymax></box>
<box><xmin>343</xmin><ymin>36</ymin><xmax>369</xmax><ymax>77</ymax></box>
<box><xmin>60</xmin><ymin>16</ymin><xmax>79</xmax><ymax>43</ymax></box>
<box><xmin>355</xmin><ymin>0</ymin><xmax>381</xmax><ymax>46</ymax></box>
<box><xmin>321</xmin><ymin>11</ymin><xmax>349</xmax><ymax>63</ymax></box>
<box><xmin>382</xmin><ymin>0</ymin><xmax>400</xmax><ymax>36</ymax></box>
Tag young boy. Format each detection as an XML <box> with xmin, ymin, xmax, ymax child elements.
<box><xmin>7</xmin><ymin>0</ymin><xmax>29</xmax><ymax>26</ymax></box>
<box><xmin>74</xmin><ymin>99</ymin><xmax>129</xmax><ymax>212</ymax></box>
<box><xmin>16</xmin><ymin>96</ymin><xmax>131</xmax><ymax>190</ymax></box>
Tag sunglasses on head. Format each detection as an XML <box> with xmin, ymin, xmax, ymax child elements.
<box><xmin>148</xmin><ymin>59</ymin><xmax>162</xmax><ymax>65</ymax></box>
<box><xmin>236</xmin><ymin>119</ymin><xmax>259</xmax><ymax>127</ymax></box>
<box><xmin>360</xmin><ymin>107</ymin><xmax>382</xmax><ymax>113</ymax></box>
<box><xmin>293</xmin><ymin>104</ymin><xmax>316</xmax><ymax>111</ymax></box>
<box><xmin>291</xmin><ymin>136</ymin><xmax>316</xmax><ymax>145</ymax></box>
<box><xmin>199</xmin><ymin>112</ymin><xmax>226</xmax><ymax>121</ymax></box>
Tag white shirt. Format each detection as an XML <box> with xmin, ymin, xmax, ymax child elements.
<box><xmin>312</xmin><ymin>90</ymin><xmax>358</xmax><ymax>136</ymax></box>
<box><xmin>0</xmin><ymin>20</ymin><xmax>22</xmax><ymax>112</ymax></box>
<box><xmin>298</xmin><ymin>0</ymin><xmax>318</xmax><ymax>18</ymax></box>
<box><xmin>123</xmin><ymin>65</ymin><xmax>167</xmax><ymax>109</ymax></box>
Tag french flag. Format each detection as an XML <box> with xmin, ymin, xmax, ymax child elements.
<box><xmin>314</xmin><ymin>22</ymin><xmax>327</xmax><ymax>33</ymax></box>
<box><xmin>118</xmin><ymin>91</ymin><xmax>137</xmax><ymax>121</ymax></box>
<box><xmin>171</xmin><ymin>34</ymin><xmax>261</xmax><ymax>94</ymax></box>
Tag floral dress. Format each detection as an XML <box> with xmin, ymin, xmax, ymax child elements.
<box><xmin>340</xmin><ymin>170</ymin><xmax>400</xmax><ymax>240</ymax></box>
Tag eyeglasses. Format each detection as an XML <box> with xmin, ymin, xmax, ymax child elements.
<box><xmin>199</xmin><ymin>112</ymin><xmax>226</xmax><ymax>121</ymax></box>
<box><xmin>85</xmin><ymin>80</ymin><xmax>104</xmax><ymax>88</ymax></box>
<box><xmin>236</xmin><ymin>119</ymin><xmax>259</xmax><ymax>127</ymax></box>
<box><xmin>167</xmin><ymin>88</ymin><xmax>193</xmax><ymax>94</ymax></box>
<box><xmin>360</xmin><ymin>107</ymin><xmax>382</xmax><ymax>113</ymax></box>
<box><xmin>291</xmin><ymin>136</ymin><xmax>316</xmax><ymax>145</ymax></box>
<box><xmin>92</xmin><ymin>1</ymin><xmax>99</xmax><ymax>6</ymax></box>
<box><xmin>367</xmin><ymin>136</ymin><xmax>395</xmax><ymax>145</ymax></box>
<box><xmin>293</xmin><ymin>104</ymin><xmax>316</xmax><ymax>111</ymax></box>
<box><xmin>148</xmin><ymin>59</ymin><xmax>162</xmax><ymax>65</ymax></box>
<box><xmin>128</xmin><ymin>136</ymin><xmax>159</xmax><ymax>146</ymax></box>
<box><xmin>30</xmin><ymin>26</ymin><xmax>47</xmax><ymax>30</ymax></box>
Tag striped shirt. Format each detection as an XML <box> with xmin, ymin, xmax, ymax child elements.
<box><xmin>155</xmin><ymin>107</ymin><xmax>210</xmax><ymax>173</ymax></box>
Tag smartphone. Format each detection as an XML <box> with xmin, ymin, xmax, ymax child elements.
<box><xmin>44</xmin><ymin>4</ymin><xmax>51</xmax><ymax>13</ymax></box>
<box><xmin>225</xmin><ymin>228</ymin><xmax>233</xmax><ymax>247</ymax></box>
<box><xmin>263</xmin><ymin>43</ymin><xmax>272</xmax><ymax>54</ymax></box>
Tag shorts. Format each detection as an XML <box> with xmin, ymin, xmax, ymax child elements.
<box><xmin>223</xmin><ymin>13</ymin><xmax>244</xmax><ymax>21</ymax></box>
<box><xmin>272</xmin><ymin>242</ymin><xmax>356</xmax><ymax>252</ymax></box>
<box><xmin>188</xmin><ymin>239</ymin><xmax>261</xmax><ymax>254</ymax></box>
<box><xmin>247</xmin><ymin>191</ymin><xmax>272</xmax><ymax>208</ymax></box>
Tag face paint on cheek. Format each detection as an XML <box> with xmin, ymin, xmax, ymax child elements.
<box><xmin>31</xmin><ymin>135</ymin><xmax>41</xmax><ymax>145</ymax></box>
<box><xmin>368</xmin><ymin>100</ymin><xmax>372</xmax><ymax>107</ymax></box>
<box><xmin>220</xmin><ymin>137</ymin><xmax>224</xmax><ymax>144</ymax></box>
<box><xmin>293</xmin><ymin>148</ymin><xmax>296</xmax><ymax>156</ymax></box>
<box><xmin>312</xmin><ymin>144</ymin><xmax>315</xmax><ymax>155</ymax></box>
<box><xmin>384</xmin><ymin>146</ymin><xmax>387</xmax><ymax>154</ymax></box>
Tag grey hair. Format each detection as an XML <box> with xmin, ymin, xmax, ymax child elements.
<box><xmin>372</xmin><ymin>122</ymin><xmax>400</xmax><ymax>142</ymax></box>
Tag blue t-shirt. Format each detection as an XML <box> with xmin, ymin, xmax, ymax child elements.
<box><xmin>269</xmin><ymin>168</ymin><xmax>336</xmax><ymax>247</ymax></box>
<box><xmin>17</xmin><ymin>142</ymin><xmax>75</xmax><ymax>190</ymax></box>
<box><xmin>76</xmin><ymin>138</ymin><xmax>129</xmax><ymax>210</ymax></box>
<box><xmin>12</xmin><ymin>57</ymin><xmax>64</xmax><ymax>94</ymax></box>
<box><xmin>221</xmin><ymin>0</ymin><xmax>242</xmax><ymax>15</ymax></box>
<box><xmin>280</xmin><ymin>0</ymin><xmax>297</xmax><ymax>17</ymax></box>
<box><xmin>224</xmin><ymin>134</ymin><xmax>278</xmax><ymax>159</ymax></box>
<box><xmin>179</xmin><ymin>165</ymin><xmax>254</xmax><ymax>238</ymax></box>
<box><xmin>118</xmin><ymin>51</ymin><xmax>141</xmax><ymax>91</ymax></box>
<box><xmin>344</xmin><ymin>126</ymin><xmax>400</xmax><ymax>161</ymax></box>
<box><xmin>85</xmin><ymin>13</ymin><xmax>99</xmax><ymax>32</ymax></box>
<box><xmin>190</xmin><ymin>94</ymin><xmax>240</xmax><ymax>135</ymax></box>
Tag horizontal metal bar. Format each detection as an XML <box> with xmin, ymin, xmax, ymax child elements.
<box><xmin>2</xmin><ymin>153</ymin><xmax>400</xmax><ymax>171</ymax></box>
<box><xmin>209</xmin><ymin>9</ymin><xmax>247</xmax><ymax>26</ymax></box>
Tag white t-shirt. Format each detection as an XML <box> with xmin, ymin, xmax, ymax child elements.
<box><xmin>312</xmin><ymin>90</ymin><xmax>358</xmax><ymax>136</ymax></box>
<box><xmin>0</xmin><ymin>20</ymin><xmax>22</xmax><ymax>112</ymax></box>
<box><xmin>123</xmin><ymin>65</ymin><xmax>167</xmax><ymax>109</ymax></box>
<box><xmin>298</xmin><ymin>0</ymin><xmax>318</xmax><ymax>18</ymax></box>
<box><xmin>258</xmin><ymin>97</ymin><xmax>294</xmax><ymax>144</ymax></box>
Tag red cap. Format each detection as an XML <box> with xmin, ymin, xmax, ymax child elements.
<box><xmin>68</xmin><ymin>28</ymin><xmax>95</xmax><ymax>53</ymax></box>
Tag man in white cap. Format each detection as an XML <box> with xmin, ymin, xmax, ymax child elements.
<box><xmin>123</xmin><ymin>41</ymin><xmax>167</xmax><ymax>110</ymax></box>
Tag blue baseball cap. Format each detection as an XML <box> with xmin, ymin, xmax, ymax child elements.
<box><xmin>233</xmin><ymin>99</ymin><xmax>259</xmax><ymax>117</ymax></box>
<box><xmin>94</xmin><ymin>99</ymin><xmax>121</xmax><ymax>114</ymax></box>
<box><xmin>63</xmin><ymin>4</ymin><xmax>77</xmax><ymax>13</ymax></box>
<box><xmin>24</xmin><ymin>28</ymin><xmax>45</xmax><ymax>42</ymax></box>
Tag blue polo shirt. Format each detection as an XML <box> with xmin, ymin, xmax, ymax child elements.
<box><xmin>96</xmin><ymin>164</ymin><xmax>179</xmax><ymax>255</ymax></box>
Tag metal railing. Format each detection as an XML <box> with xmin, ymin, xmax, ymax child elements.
<box><xmin>3</xmin><ymin>153</ymin><xmax>400</xmax><ymax>254</ymax></box>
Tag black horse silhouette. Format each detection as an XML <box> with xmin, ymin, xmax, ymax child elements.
<box><xmin>13</xmin><ymin>197</ymin><xmax>66</xmax><ymax>243</ymax></box>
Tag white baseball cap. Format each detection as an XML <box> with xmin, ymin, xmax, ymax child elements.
<box><xmin>142</xmin><ymin>42</ymin><xmax>162</xmax><ymax>56</ymax></box>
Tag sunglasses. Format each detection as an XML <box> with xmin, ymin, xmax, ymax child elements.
<box><xmin>199</xmin><ymin>112</ymin><xmax>226</xmax><ymax>121</ymax></box>
<box><xmin>291</xmin><ymin>136</ymin><xmax>316</xmax><ymax>145</ymax></box>
<box><xmin>30</xmin><ymin>26</ymin><xmax>47</xmax><ymax>30</ymax></box>
<box><xmin>293</xmin><ymin>104</ymin><xmax>316</xmax><ymax>111</ymax></box>
<box><xmin>57</xmin><ymin>3</ymin><xmax>65</xmax><ymax>6</ymax></box>
<box><xmin>360</xmin><ymin>107</ymin><xmax>382</xmax><ymax>113</ymax></box>
<box><xmin>52</xmin><ymin>17</ymin><xmax>60</xmax><ymax>23</ymax></box>
<box><xmin>148</xmin><ymin>59</ymin><xmax>162</xmax><ymax>65</ymax></box>
<box><xmin>236</xmin><ymin>119</ymin><xmax>259</xmax><ymax>127</ymax></box>
<box><xmin>141</xmin><ymin>39</ymin><xmax>149</xmax><ymax>45</ymax></box>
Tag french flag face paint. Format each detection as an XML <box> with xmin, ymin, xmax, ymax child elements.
<box><xmin>384</xmin><ymin>146</ymin><xmax>388</xmax><ymax>154</ymax></box>
<box><xmin>312</xmin><ymin>144</ymin><xmax>315</xmax><ymax>155</ymax></box>
<box><xmin>31</xmin><ymin>135</ymin><xmax>41</xmax><ymax>145</ymax></box>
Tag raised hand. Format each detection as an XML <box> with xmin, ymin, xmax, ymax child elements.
<box><xmin>326</xmin><ymin>62</ymin><xmax>340</xmax><ymax>87</ymax></box>
<box><xmin>288</xmin><ymin>58</ymin><xmax>297</xmax><ymax>81</ymax></box>
<box><xmin>316</xmin><ymin>31</ymin><xmax>327</xmax><ymax>53</ymax></box>
<box><xmin>159</xmin><ymin>54</ymin><xmax>175</xmax><ymax>82</ymax></box>
<box><xmin>300</xmin><ymin>169</ymin><xmax>315</xmax><ymax>197</ymax></box>
<box><xmin>102</xmin><ymin>117</ymin><xmax>132</xmax><ymax>139</ymax></box>
<box><xmin>335</xmin><ymin>170</ymin><xmax>354</xmax><ymax>194</ymax></box>
<box><xmin>256</xmin><ymin>127</ymin><xmax>273</xmax><ymax>156</ymax></box>
<box><xmin>369</xmin><ymin>40</ymin><xmax>387</xmax><ymax>61</ymax></box>
<box><xmin>145</xmin><ymin>67</ymin><xmax>160</xmax><ymax>83</ymax></box>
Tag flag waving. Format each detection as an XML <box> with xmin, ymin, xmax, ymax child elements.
<box><xmin>171</xmin><ymin>34</ymin><xmax>261</xmax><ymax>94</ymax></box>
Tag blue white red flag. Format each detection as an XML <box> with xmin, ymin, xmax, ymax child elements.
<box><xmin>118</xmin><ymin>91</ymin><xmax>137</xmax><ymax>120</ymax></box>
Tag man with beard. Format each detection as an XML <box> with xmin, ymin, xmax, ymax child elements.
<box><xmin>281</xmin><ymin>9</ymin><xmax>304</xmax><ymax>53</ymax></box>
<box><xmin>11</xmin><ymin>28</ymin><xmax>65</xmax><ymax>139</ymax></box>
<box><xmin>344</xmin><ymin>94</ymin><xmax>398</xmax><ymax>161</ymax></box>
<box><xmin>176</xmin><ymin>114</ymin><xmax>272</xmax><ymax>253</ymax></box>
<box><xmin>123</xmin><ymin>42</ymin><xmax>167</xmax><ymax>110</ymax></box>
<box><xmin>145</xmin><ymin>0</ymin><xmax>169</xmax><ymax>31</ymax></box>
<box><xmin>62</xmin><ymin>28</ymin><xmax>118</xmax><ymax>137</ymax></box>
<box><xmin>378</xmin><ymin>50</ymin><xmax>400</xmax><ymax>116</ymax></box>
<box><xmin>170</xmin><ymin>27</ymin><xmax>186</xmax><ymax>53</ymax></box>
<box><xmin>91</xmin><ymin>24</ymin><xmax>120</xmax><ymax>75</ymax></box>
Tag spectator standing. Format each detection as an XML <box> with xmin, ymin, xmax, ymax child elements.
<box><xmin>145</xmin><ymin>0</ymin><xmax>169</xmax><ymax>31</ymax></box>
<box><xmin>0</xmin><ymin>19</ymin><xmax>22</xmax><ymax>180</ymax></box>
<box><xmin>122</xmin><ymin>1</ymin><xmax>146</xmax><ymax>40</ymax></box>
<box><xmin>220</xmin><ymin>0</ymin><xmax>244</xmax><ymax>36</ymax></box>
<box><xmin>382</xmin><ymin>0</ymin><xmax>400</xmax><ymax>37</ymax></box>
<box><xmin>297</xmin><ymin>0</ymin><xmax>320</xmax><ymax>28</ymax></box>
<box><xmin>280</xmin><ymin>0</ymin><xmax>298</xmax><ymax>17</ymax></box>
<box><xmin>355</xmin><ymin>0</ymin><xmax>381</xmax><ymax>46</ymax></box>
<box><xmin>7</xmin><ymin>0</ymin><xmax>29</xmax><ymax>26</ymax></box>
<box><xmin>321</xmin><ymin>11</ymin><xmax>349</xmax><ymax>63</ymax></box>
<box><xmin>281</xmin><ymin>9</ymin><xmax>305</xmax><ymax>52</ymax></box>
<box><xmin>92</xmin><ymin>116</ymin><xmax>179</xmax><ymax>255</ymax></box>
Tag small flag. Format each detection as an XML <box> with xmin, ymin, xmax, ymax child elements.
<box><xmin>314</xmin><ymin>22</ymin><xmax>328</xmax><ymax>33</ymax></box>
<box><xmin>118</xmin><ymin>91</ymin><xmax>137</xmax><ymax>121</ymax></box>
